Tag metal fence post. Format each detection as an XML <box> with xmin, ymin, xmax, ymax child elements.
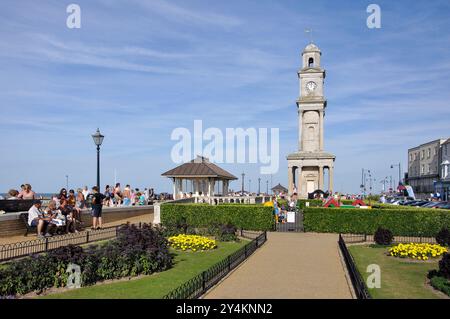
<box><xmin>86</xmin><ymin>231</ymin><xmax>90</xmax><ymax>244</ymax></box>
<box><xmin>44</xmin><ymin>237</ymin><xmax>49</xmax><ymax>252</ymax></box>
<box><xmin>244</xmin><ymin>244</ymin><xmax>248</xmax><ymax>258</ymax></box>
<box><xmin>364</xmin><ymin>233</ymin><xmax>367</xmax><ymax>242</ymax></box>
<box><xmin>228</xmin><ymin>256</ymin><xmax>231</xmax><ymax>272</ymax></box>
<box><xmin>202</xmin><ymin>271</ymin><xmax>206</xmax><ymax>293</ymax></box>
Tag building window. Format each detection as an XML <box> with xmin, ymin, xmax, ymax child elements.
<box><xmin>427</xmin><ymin>148</ymin><xmax>431</xmax><ymax>158</ymax></box>
<box><xmin>421</xmin><ymin>150</ymin><xmax>425</xmax><ymax>159</ymax></box>
<box><xmin>308</xmin><ymin>57</ymin><xmax>314</xmax><ymax>67</ymax></box>
<box><xmin>410</xmin><ymin>154</ymin><xmax>413</xmax><ymax>161</ymax></box>
<box><xmin>421</xmin><ymin>165</ymin><xmax>425</xmax><ymax>174</ymax></box>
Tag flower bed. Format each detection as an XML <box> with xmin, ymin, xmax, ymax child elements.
<box><xmin>168</xmin><ymin>234</ymin><xmax>217</xmax><ymax>252</ymax></box>
<box><xmin>389</xmin><ymin>243</ymin><xmax>448</xmax><ymax>260</ymax></box>
<box><xmin>0</xmin><ymin>224</ymin><xmax>173</xmax><ymax>297</ymax></box>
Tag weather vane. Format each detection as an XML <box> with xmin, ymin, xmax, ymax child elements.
<box><xmin>305</xmin><ymin>28</ymin><xmax>314</xmax><ymax>44</ymax></box>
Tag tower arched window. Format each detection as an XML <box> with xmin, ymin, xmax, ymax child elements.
<box><xmin>308</xmin><ymin>57</ymin><xmax>314</xmax><ymax>67</ymax></box>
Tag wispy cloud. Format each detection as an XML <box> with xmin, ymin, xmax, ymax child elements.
<box><xmin>131</xmin><ymin>0</ymin><xmax>242</xmax><ymax>28</ymax></box>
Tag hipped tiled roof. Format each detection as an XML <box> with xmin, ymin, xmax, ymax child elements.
<box><xmin>271</xmin><ymin>183</ymin><xmax>288</xmax><ymax>191</ymax></box>
<box><xmin>161</xmin><ymin>156</ymin><xmax>238</xmax><ymax>180</ymax></box>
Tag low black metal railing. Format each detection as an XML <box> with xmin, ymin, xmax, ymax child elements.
<box><xmin>163</xmin><ymin>231</ymin><xmax>267</xmax><ymax>299</ymax></box>
<box><xmin>0</xmin><ymin>223</ymin><xmax>143</xmax><ymax>262</ymax></box>
<box><xmin>338</xmin><ymin>233</ymin><xmax>439</xmax><ymax>299</ymax></box>
<box><xmin>338</xmin><ymin>234</ymin><xmax>371</xmax><ymax>299</ymax></box>
<box><xmin>340</xmin><ymin>233</ymin><xmax>437</xmax><ymax>244</ymax></box>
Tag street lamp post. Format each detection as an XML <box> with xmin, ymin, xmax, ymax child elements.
<box><xmin>361</xmin><ymin>168</ymin><xmax>370</xmax><ymax>197</ymax></box>
<box><xmin>266</xmin><ymin>180</ymin><xmax>269</xmax><ymax>195</ymax></box>
<box><xmin>249</xmin><ymin>179</ymin><xmax>251</xmax><ymax>194</ymax></box>
<box><xmin>241</xmin><ymin>173</ymin><xmax>245</xmax><ymax>195</ymax></box>
<box><xmin>258</xmin><ymin>178</ymin><xmax>261</xmax><ymax>195</ymax></box>
<box><xmin>391</xmin><ymin>163</ymin><xmax>402</xmax><ymax>186</ymax></box>
<box><xmin>92</xmin><ymin>128</ymin><xmax>105</xmax><ymax>188</ymax></box>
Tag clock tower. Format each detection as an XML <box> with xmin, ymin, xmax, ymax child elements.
<box><xmin>287</xmin><ymin>43</ymin><xmax>336</xmax><ymax>198</ymax></box>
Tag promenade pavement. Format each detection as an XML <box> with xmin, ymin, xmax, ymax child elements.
<box><xmin>204</xmin><ymin>232</ymin><xmax>353</xmax><ymax>299</ymax></box>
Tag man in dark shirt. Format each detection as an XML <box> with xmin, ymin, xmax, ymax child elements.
<box><xmin>91</xmin><ymin>186</ymin><xmax>106</xmax><ymax>230</ymax></box>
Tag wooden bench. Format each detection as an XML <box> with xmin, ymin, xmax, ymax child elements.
<box><xmin>19</xmin><ymin>213</ymin><xmax>36</xmax><ymax>236</ymax></box>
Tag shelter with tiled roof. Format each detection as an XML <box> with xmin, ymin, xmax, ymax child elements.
<box><xmin>162</xmin><ymin>156</ymin><xmax>238</xmax><ymax>199</ymax></box>
<box><xmin>271</xmin><ymin>183</ymin><xmax>288</xmax><ymax>195</ymax></box>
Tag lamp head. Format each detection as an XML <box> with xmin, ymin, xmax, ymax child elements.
<box><xmin>92</xmin><ymin>128</ymin><xmax>104</xmax><ymax>147</ymax></box>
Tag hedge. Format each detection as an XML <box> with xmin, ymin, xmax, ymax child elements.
<box><xmin>303</xmin><ymin>208</ymin><xmax>450</xmax><ymax>236</ymax></box>
<box><xmin>160</xmin><ymin>204</ymin><xmax>274</xmax><ymax>231</ymax></box>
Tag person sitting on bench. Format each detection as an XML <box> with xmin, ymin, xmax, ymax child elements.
<box><xmin>27</xmin><ymin>200</ymin><xmax>52</xmax><ymax>238</ymax></box>
<box><xmin>58</xmin><ymin>198</ymin><xmax>76</xmax><ymax>233</ymax></box>
<box><xmin>45</xmin><ymin>200</ymin><xmax>65</xmax><ymax>233</ymax></box>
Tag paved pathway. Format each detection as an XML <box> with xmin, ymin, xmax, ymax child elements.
<box><xmin>204</xmin><ymin>232</ymin><xmax>353</xmax><ymax>299</ymax></box>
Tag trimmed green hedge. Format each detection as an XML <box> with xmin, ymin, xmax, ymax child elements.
<box><xmin>303</xmin><ymin>208</ymin><xmax>450</xmax><ymax>236</ymax></box>
<box><xmin>160</xmin><ymin>204</ymin><xmax>274</xmax><ymax>231</ymax></box>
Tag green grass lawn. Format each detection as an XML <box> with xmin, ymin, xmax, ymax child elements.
<box><xmin>41</xmin><ymin>240</ymin><xmax>248</xmax><ymax>299</ymax></box>
<box><xmin>348</xmin><ymin>244</ymin><xmax>443</xmax><ymax>299</ymax></box>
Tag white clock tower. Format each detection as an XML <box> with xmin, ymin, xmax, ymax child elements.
<box><xmin>287</xmin><ymin>43</ymin><xmax>336</xmax><ymax>198</ymax></box>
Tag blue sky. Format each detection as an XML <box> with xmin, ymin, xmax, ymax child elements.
<box><xmin>0</xmin><ymin>0</ymin><xmax>449</xmax><ymax>194</ymax></box>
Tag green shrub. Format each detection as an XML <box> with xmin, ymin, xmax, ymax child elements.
<box><xmin>374</xmin><ymin>227</ymin><xmax>394</xmax><ymax>245</ymax></box>
<box><xmin>160</xmin><ymin>204</ymin><xmax>274</xmax><ymax>231</ymax></box>
<box><xmin>439</xmin><ymin>253</ymin><xmax>450</xmax><ymax>280</ymax></box>
<box><xmin>217</xmin><ymin>224</ymin><xmax>238</xmax><ymax>242</ymax></box>
<box><xmin>430</xmin><ymin>275</ymin><xmax>450</xmax><ymax>296</ymax></box>
<box><xmin>436</xmin><ymin>228</ymin><xmax>450</xmax><ymax>247</ymax></box>
<box><xmin>303</xmin><ymin>207</ymin><xmax>450</xmax><ymax>236</ymax></box>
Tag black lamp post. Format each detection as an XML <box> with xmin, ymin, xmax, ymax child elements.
<box><xmin>391</xmin><ymin>163</ymin><xmax>402</xmax><ymax>186</ymax></box>
<box><xmin>92</xmin><ymin>128</ymin><xmax>104</xmax><ymax>188</ymax></box>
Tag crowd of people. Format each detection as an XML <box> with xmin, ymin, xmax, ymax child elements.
<box><xmin>1</xmin><ymin>182</ymin><xmax>155</xmax><ymax>238</ymax></box>
<box><xmin>27</xmin><ymin>186</ymin><xmax>106</xmax><ymax>238</ymax></box>
<box><xmin>265</xmin><ymin>193</ymin><xmax>299</xmax><ymax>224</ymax></box>
<box><xmin>3</xmin><ymin>184</ymin><xmax>37</xmax><ymax>200</ymax></box>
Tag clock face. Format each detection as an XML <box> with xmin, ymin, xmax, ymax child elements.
<box><xmin>306</xmin><ymin>81</ymin><xmax>317</xmax><ymax>93</ymax></box>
